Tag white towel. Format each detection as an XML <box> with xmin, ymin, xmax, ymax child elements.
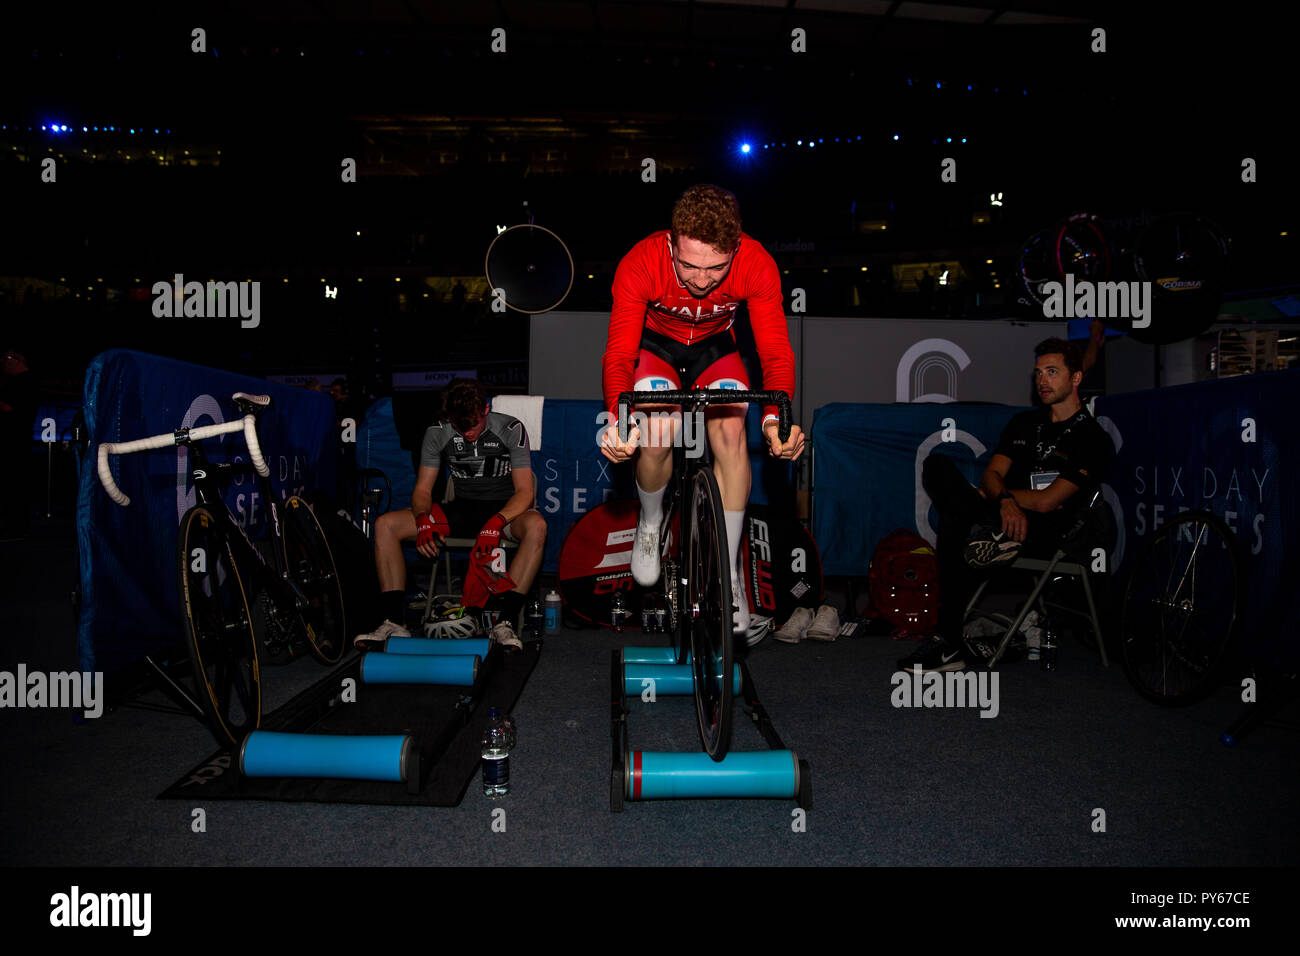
<box><xmin>492</xmin><ymin>395</ymin><xmax>544</xmax><ymax>451</ymax></box>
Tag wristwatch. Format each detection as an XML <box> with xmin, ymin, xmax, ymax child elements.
<box><xmin>997</xmin><ymin>490</ymin><xmax>1015</xmax><ymax>503</ymax></box>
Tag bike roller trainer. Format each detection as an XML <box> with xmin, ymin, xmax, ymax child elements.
<box><xmin>234</xmin><ymin>638</ymin><xmax>483</xmax><ymax>794</ymax></box>
<box><xmin>608</xmin><ymin>389</ymin><xmax>811</xmax><ymax>811</ymax></box>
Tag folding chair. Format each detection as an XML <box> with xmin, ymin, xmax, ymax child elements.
<box><xmin>962</xmin><ymin>493</ymin><xmax>1112</xmax><ymax>669</ymax></box>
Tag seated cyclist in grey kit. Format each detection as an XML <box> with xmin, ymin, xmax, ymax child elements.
<box><xmin>355</xmin><ymin>378</ymin><xmax>547</xmax><ymax>652</ymax></box>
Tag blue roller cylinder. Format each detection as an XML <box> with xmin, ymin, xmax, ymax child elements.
<box><xmin>624</xmin><ymin>662</ymin><xmax>739</xmax><ymax>696</ymax></box>
<box><xmin>240</xmin><ymin>731</ymin><xmax>413</xmax><ymax>782</ymax></box>
<box><xmin>384</xmin><ymin>636</ymin><xmax>491</xmax><ymax>658</ymax></box>
<box><xmin>361</xmin><ymin>653</ymin><xmax>479</xmax><ymax>685</ymax></box>
<box><xmin>622</xmin><ymin>646</ymin><xmax>688</xmax><ymax>665</ymax></box>
<box><xmin>626</xmin><ymin>750</ymin><xmax>799</xmax><ymax>800</ymax></box>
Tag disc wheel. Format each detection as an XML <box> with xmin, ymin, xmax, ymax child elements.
<box><xmin>281</xmin><ymin>496</ymin><xmax>347</xmax><ymax>664</ymax></box>
<box><xmin>177</xmin><ymin>506</ymin><xmax>261</xmax><ymax>745</ymax></box>
<box><xmin>1120</xmin><ymin>510</ymin><xmax>1244</xmax><ymax>705</ymax></box>
<box><xmin>688</xmin><ymin>468</ymin><xmax>734</xmax><ymax>760</ymax></box>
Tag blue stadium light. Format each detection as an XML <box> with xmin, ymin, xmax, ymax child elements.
<box><xmin>856</xmin><ymin>135</ymin><xmax>862</xmax><ymax>140</ymax></box>
<box><xmin>818</xmin><ymin>138</ymin><xmax>824</xmax><ymax>143</ymax></box>
<box><xmin>936</xmin><ymin>81</ymin><xmax>942</xmax><ymax>89</ymax></box>
<box><xmin>82</xmin><ymin>126</ymin><xmax>88</xmax><ymax>132</ymax></box>
<box><xmin>797</xmin><ymin>140</ymin><xmax>802</xmax><ymax>145</ymax></box>
<box><xmin>129</xmin><ymin>128</ymin><xmax>135</xmax><ymax>134</ymax></box>
<box><xmin>893</xmin><ymin>134</ymin><xmax>899</xmax><ymax>141</ymax></box>
<box><xmin>968</xmin><ymin>84</ymin><xmax>973</xmax><ymax>91</ymax></box>
<box><xmin>961</xmin><ymin>138</ymin><xmax>967</xmax><ymax>143</ymax></box>
<box><xmin>740</xmin><ymin>143</ymin><xmax>750</xmax><ymax>154</ymax></box>
<box><xmin>809</xmin><ymin>141</ymin><xmax>815</xmax><ymax>148</ymax></box>
<box><xmin>154</xmin><ymin>129</ymin><xmax>159</xmax><ymax>134</ymax></box>
<box><xmin>946</xmin><ymin>137</ymin><xmax>952</xmax><ymax>143</ymax></box>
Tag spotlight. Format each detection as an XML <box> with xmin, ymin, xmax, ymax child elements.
<box><xmin>740</xmin><ymin>143</ymin><xmax>750</xmax><ymax>154</ymax></box>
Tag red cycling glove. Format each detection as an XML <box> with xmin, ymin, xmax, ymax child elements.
<box><xmin>416</xmin><ymin>505</ymin><xmax>450</xmax><ymax>551</ymax></box>
<box><xmin>473</xmin><ymin>513</ymin><xmax>508</xmax><ymax>563</ymax></box>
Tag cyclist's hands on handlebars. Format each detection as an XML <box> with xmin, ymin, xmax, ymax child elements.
<box><xmin>600</xmin><ymin>423</ymin><xmax>641</xmax><ymax>463</ymax></box>
<box><xmin>763</xmin><ymin>421</ymin><xmax>806</xmax><ymax>461</ymax></box>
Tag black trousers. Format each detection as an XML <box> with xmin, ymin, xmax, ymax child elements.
<box><xmin>922</xmin><ymin>453</ymin><xmax>1070</xmax><ymax>650</ymax></box>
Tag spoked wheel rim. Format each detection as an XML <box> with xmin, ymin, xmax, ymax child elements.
<box><xmin>178</xmin><ymin>507</ymin><xmax>261</xmax><ymax>745</ymax></box>
<box><xmin>282</xmin><ymin>497</ymin><xmax>347</xmax><ymax>664</ymax></box>
<box><xmin>1121</xmin><ymin>510</ymin><xmax>1242</xmax><ymax>705</ymax></box>
<box><xmin>688</xmin><ymin>469</ymin><xmax>733</xmax><ymax>760</ymax></box>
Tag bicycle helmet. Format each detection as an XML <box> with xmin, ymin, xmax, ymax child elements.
<box><xmin>424</xmin><ymin>605</ymin><xmax>482</xmax><ymax>639</ymax></box>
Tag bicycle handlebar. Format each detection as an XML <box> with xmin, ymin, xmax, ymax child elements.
<box><xmin>97</xmin><ymin>397</ymin><xmax>272</xmax><ymax>507</ymax></box>
<box><xmin>615</xmin><ymin>389</ymin><xmax>792</xmax><ymax>444</ymax></box>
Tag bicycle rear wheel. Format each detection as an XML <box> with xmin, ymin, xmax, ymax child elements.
<box><xmin>177</xmin><ymin>506</ymin><xmax>261</xmax><ymax>745</ymax></box>
<box><xmin>281</xmin><ymin>496</ymin><xmax>347</xmax><ymax>664</ymax></box>
<box><xmin>689</xmin><ymin>468</ymin><xmax>733</xmax><ymax>760</ymax></box>
<box><xmin>1120</xmin><ymin>510</ymin><xmax>1243</xmax><ymax>705</ymax></box>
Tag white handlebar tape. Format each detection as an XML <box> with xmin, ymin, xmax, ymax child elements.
<box><xmin>242</xmin><ymin>414</ymin><xmax>270</xmax><ymax>477</ymax></box>
<box><xmin>97</xmin><ymin>444</ymin><xmax>130</xmax><ymax>507</ymax></box>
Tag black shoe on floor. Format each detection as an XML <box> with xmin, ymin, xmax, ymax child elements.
<box><xmin>896</xmin><ymin>636</ymin><xmax>967</xmax><ymax>673</ymax></box>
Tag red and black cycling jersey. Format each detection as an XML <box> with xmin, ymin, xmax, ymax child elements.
<box><xmin>602</xmin><ymin>230</ymin><xmax>795</xmax><ymax>422</ymax></box>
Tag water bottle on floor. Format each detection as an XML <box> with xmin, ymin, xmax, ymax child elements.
<box><xmin>544</xmin><ymin>589</ymin><xmax>561</xmax><ymax>636</ymax></box>
<box><xmin>526</xmin><ymin>596</ymin><xmax>545</xmax><ymax>640</ymax></box>
<box><xmin>610</xmin><ymin>591</ymin><xmax>630</xmax><ymax>632</ymax></box>
<box><xmin>481</xmin><ymin>707</ymin><xmax>516</xmax><ymax>796</ymax></box>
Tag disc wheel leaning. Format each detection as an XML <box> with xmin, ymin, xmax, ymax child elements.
<box><xmin>1120</xmin><ymin>510</ymin><xmax>1244</xmax><ymax>706</ymax></box>
<box><xmin>688</xmin><ymin>468</ymin><xmax>734</xmax><ymax>760</ymax></box>
<box><xmin>281</xmin><ymin>496</ymin><xmax>347</xmax><ymax>665</ymax></box>
<box><xmin>177</xmin><ymin>506</ymin><xmax>261</xmax><ymax>745</ymax></box>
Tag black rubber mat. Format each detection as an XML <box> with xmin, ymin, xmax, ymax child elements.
<box><xmin>158</xmin><ymin>640</ymin><xmax>542</xmax><ymax>806</ymax></box>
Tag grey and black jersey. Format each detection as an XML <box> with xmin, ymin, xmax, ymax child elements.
<box><xmin>418</xmin><ymin>411</ymin><xmax>531</xmax><ymax>501</ymax></box>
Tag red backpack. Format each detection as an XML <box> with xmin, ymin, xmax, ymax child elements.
<box><xmin>867</xmin><ymin>530</ymin><xmax>939</xmax><ymax>639</ymax></box>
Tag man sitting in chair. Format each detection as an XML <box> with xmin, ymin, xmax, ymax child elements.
<box><xmin>355</xmin><ymin>378</ymin><xmax>547</xmax><ymax>652</ymax></box>
<box><xmin>898</xmin><ymin>337</ymin><xmax>1113</xmax><ymax>674</ymax></box>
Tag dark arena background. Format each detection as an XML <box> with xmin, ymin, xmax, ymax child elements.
<box><xmin>1</xmin><ymin>1</ymin><xmax>1295</xmax><ymax>936</ymax></box>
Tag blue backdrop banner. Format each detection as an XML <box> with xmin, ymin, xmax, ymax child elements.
<box><xmin>810</xmin><ymin>403</ymin><xmax>1029</xmax><ymax>576</ymax></box>
<box><xmin>77</xmin><ymin>350</ymin><xmax>338</xmax><ymax>677</ymax></box>
<box><xmin>1094</xmin><ymin>369</ymin><xmax>1299</xmax><ymax>669</ymax></box>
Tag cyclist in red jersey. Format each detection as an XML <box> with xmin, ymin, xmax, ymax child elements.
<box><xmin>600</xmin><ymin>184</ymin><xmax>805</xmax><ymax>635</ymax></box>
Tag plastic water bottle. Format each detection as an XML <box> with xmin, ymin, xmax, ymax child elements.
<box><xmin>481</xmin><ymin>707</ymin><xmax>516</xmax><ymax>796</ymax></box>
<box><xmin>1040</xmin><ymin>617</ymin><xmax>1057</xmax><ymax>672</ymax></box>
<box><xmin>526</xmin><ymin>596</ymin><xmax>545</xmax><ymax>640</ymax></box>
<box><xmin>544</xmin><ymin>589</ymin><xmax>561</xmax><ymax>636</ymax></box>
<box><xmin>610</xmin><ymin>591</ymin><xmax>630</xmax><ymax>632</ymax></box>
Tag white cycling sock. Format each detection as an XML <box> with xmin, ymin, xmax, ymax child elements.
<box><xmin>724</xmin><ymin>509</ymin><xmax>745</xmax><ymax>587</ymax></box>
<box><xmin>637</xmin><ymin>480</ymin><xmax>666</xmax><ymax>527</ymax></box>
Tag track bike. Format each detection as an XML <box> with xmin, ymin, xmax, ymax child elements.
<box><xmin>615</xmin><ymin>387</ymin><xmax>793</xmax><ymax>761</ymax></box>
<box><xmin>98</xmin><ymin>392</ymin><xmax>347</xmax><ymax>745</ymax></box>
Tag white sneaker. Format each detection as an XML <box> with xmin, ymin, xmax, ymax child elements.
<box><xmin>805</xmin><ymin>605</ymin><xmax>841</xmax><ymax>642</ymax></box>
<box><xmin>490</xmin><ymin>620</ymin><xmax>523</xmax><ymax>652</ymax></box>
<box><xmin>630</xmin><ymin>520</ymin><xmax>662</xmax><ymax>587</ymax></box>
<box><xmin>354</xmin><ymin>618</ymin><xmax>411</xmax><ymax>652</ymax></box>
<box><xmin>775</xmin><ymin>607</ymin><xmax>814</xmax><ymax>644</ymax></box>
<box><xmin>731</xmin><ymin>571</ymin><xmax>750</xmax><ymax>636</ymax></box>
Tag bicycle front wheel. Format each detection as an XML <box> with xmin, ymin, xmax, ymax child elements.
<box><xmin>1120</xmin><ymin>510</ymin><xmax>1244</xmax><ymax>705</ymax></box>
<box><xmin>688</xmin><ymin>468</ymin><xmax>734</xmax><ymax>760</ymax></box>
<box><xmin>282</xmin><ymin>496</ymin><xmax>347</xmax><ymax>665</ymax></box>
<box><xmin>177</xmin><ymin>506</ymin><xmax>261</xmax><ymax>745</ymax></box>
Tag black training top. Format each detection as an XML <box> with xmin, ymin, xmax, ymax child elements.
<box><xmin>418</xmin><ymin>411</ymin><xmax>531</xmax><ymax>501</ymax></box>
<box><xmin>993</xmin><ymin>406</ymin><xmax>1113</xmax><ymax>511</ymax></box>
